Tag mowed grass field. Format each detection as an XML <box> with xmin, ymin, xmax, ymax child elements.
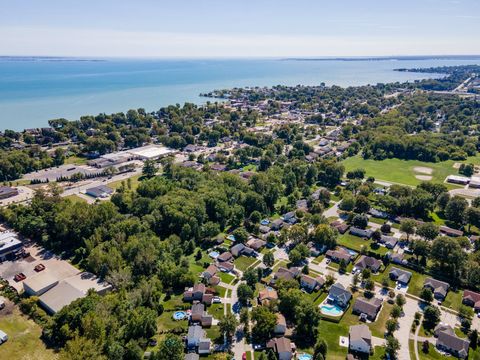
<box><xmin>342</xmin><ymin>154</ymin><xmax>480</xmax><ymax>187</ymax></box>
<box><xmin>0</xmin><ymin>308</ymin><xmax>58</xmax><ymax>360</ymax></box>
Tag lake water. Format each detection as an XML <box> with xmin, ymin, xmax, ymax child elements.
<box><xmin>0</xmin><ymin>57</ymin><xmax>479</xmax><ymax>131</ymax></box>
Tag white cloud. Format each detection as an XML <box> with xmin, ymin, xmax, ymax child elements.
<box><xmin>0</xmin><ymin>26</ymin><xmax>478</xmax><ymax>57</ymax></box>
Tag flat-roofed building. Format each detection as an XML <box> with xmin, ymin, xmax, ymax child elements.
<box><xmin>23</xmin><ymin>271</ymin><xmax>59</xmax><ymax>296</ymax></box>
<box><xmin>0</xmin><ymin>232</ymin><xmax>23</xmax><ymax>261</ymax></box>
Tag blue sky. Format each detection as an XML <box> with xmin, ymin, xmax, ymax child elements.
<box><xmin>1</xmin><ymin>0</ymin><xmax>479</xmax><ymax>57</ymax></box>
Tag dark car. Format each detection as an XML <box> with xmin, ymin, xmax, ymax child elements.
<box><xmin>34</xmin><ymin>264</ymin><xmax>45</xmax><ymax>272</ymax></box>
<box><xmin>14</xmin><ymin>273</ymin><xmax>26</xmax><ymax>282</ymax></box>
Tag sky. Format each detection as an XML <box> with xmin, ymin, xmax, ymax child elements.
<box><xmin>1</xmin><ymin>0</ymin><xmax>479</xmax><ymax>58</ymax></box>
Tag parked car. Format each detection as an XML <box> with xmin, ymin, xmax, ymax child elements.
<box><xmin>0</xmin><ymin>330</ymin><xmax>8</xmax><ymax>344</ymax></box>
<box><xmin>14</xmin><ymin>273</ymin><xmax>26</xmax><ymax>282</ymax></box>
<box><xmin>212</xmin><ymin>297</ymin><xmax>221</xmax><ymax>304</ymax></box>
<box><xmin>34</xmin><ymin>264</ymin><xmax>46</xmax><ymax>272</ymax></box>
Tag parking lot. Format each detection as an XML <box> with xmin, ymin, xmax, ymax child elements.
<box><xmin>0</xmin><ymin>243</ymin><xmax>79</xmax><ymax>292</ymax></box>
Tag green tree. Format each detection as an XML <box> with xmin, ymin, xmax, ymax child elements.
<box><xmin>251</xmin><ymin>306</ymin><xmax>276</xmax><ymax>342</ymax></box>
<box><xmin>385</xmin><ymin>336</ymin><xmax>400</xmax><ymax>358</ymax></box>
<box><xmin>237</xmin><ymin>283</ymin><xmax>254</xmax><ymax>306</ymax></box>
<box><xmin>155</xmin><ymin>334</ymin><xmax>184</xmax><ymax>360</ymax></box>
<box><xmin>400</xmin><ymin>219</ymin><xmax>416</xmax><ymax>241</ymax></box>
<box><xmin>59</xmin><ymin>336</ymin><xmax>106</xmax><ymax>360</ymax></box>
<box><xmin>416</xmin><ymin>223</ymin><xmax>439</xmax><ymax>241</ymax></box>
<box><xmin>445</xmin><ymin>196</ymin><xmax>468</xmax><ymax>225</ymax></box>
<box><xmin>420</xmin><ymin>287</ymin><xmax>433</xmax><ymax>303</ymax></box>
<box><xmin>423</xmin><ymin>305</ymin><xmax>441</xmax><ymax>330</ymax></box>
<box><xmin>310</xmin><ymin>224</ymin><xmax>338</xmax><ymax>250</ymax></box>
<box><xmin>263</xmin><ymin>252</ymin><xmax>274</xmax><ymax>267</ymax></box>
<box><xmin>219</xmin><ymin>313</ymin><xmax>238</xmax><ymax>341</ymax></box>
<box><xmin>142</xmin><ymin>159</ymin><xmax>157</xmax><ymax>177</ymax></box>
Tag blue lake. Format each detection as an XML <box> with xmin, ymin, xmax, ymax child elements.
<box><xmin>0</xmin><ymin>57</ymin><xmax>479</xmax><ymax>130</ymax></box>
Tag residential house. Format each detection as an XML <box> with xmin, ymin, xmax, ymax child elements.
<box><xmin>266</xmin><ymin>337</ymin><xmax>294</xmax><ymax>360</ymax></box>
<box><xmin>202</xmin><ymin>264</ymin><xmax>218</xmax><ymax>281</ymax></box>
<box><xmin>300</xmin><ymin>274</ymin><xmax>325</xmax><ymax>292</ymax></box>
<box><xmin>259</xmin><ymin>225</ymin><xmax>271</xmax><ymax>234</ymax></box>
<box><xmin>354</xmin><ymin>256</ymin><xmax>382</xmax><ymax>273</ymax></box>
<box><xmin>436</xmin><ymin>329</ymin><xmax>470</xmax><ymax>359</ymax></box>
<box><xmin>349</xmin><ymin>325</ymin><xmax>372</xmax><ymax>354</ymax></box>
<box><xmin>463</xmin><ymin>290</ymin><xmax>480</xmax><ymax>311</ymax></box>
<box><xmin>258</xmin><ymin>287</ymin><xmax>278</xmax><ymax>305</ymax></box>
<box><xmin>246</xmin><ymin>238</ymin><xmax>266</xmax><ymax>251</ymax></box>
<box><xmin>230</xmin><ymin>243</ymin><xmax>246</xmax><ymax>257</ymax></box>
<box><xmin>270</xmin><ymin>219</ymin><xmax>284</xmax><ymax>231</ymax></box>
<box><xmin>183</xmin><ymin>283</ymin><xmax>214</xmax><ymax>305</ymax></box>
<box><xmin>424</xmin><ymin>278</ymin><xmax>450</xmax><ymax>301</ymax></box>
<box><xmin>296</xmin><ymin>199</ymin><xmax>308</xmax><ymax>210</ymax></box>
<box><xmin>272</xmin><ymin>267</ymin><xmax>300</xmax><ymax>284</ymax></box>
<box><xmin>352</xmin><ymin>297</ymin><xmax>383</xmax><ymax>321</ymax></box>
<box><xmin>326</xmin><ymin>247</ymin><xmax>353</xmax><ymax>264</ymax></box>
<box><xmin>190</xmin><ymin>303</ymin><xmax>213</xmax><ymax>327</ymax></box>
<box><xmin>439</xmin><ymin>226</ymin><xmax>464</xmax><ymax>237</ymax></box>
<box><xmin>208</xmin><ymin>275</ymin><xmax>220</xmax><ymax>286</ymax></box>
<box><xmin>330</xmin><ymin>220</ymin><xmax>349</xmax><ymax>234</ymax></box>
<box><xmin>378</xmin><ymin>235</ymin><xmax>398</xmax><ymax>249</ymax></box>
<box><xmin>217</xmin><ymin>252</ymin><xmax>233</xmax><ymax>262</ymax></box>
<box><xmin>350</xmin><ymin>227</ymin><xmax>374</xmax><ymax>239</ymax></box>
<box><xmin>368</xmin><ymin>208</ymin><xmax>389</xmax><ymax>219</ymax></box>
<box><xmin>187</xmin><ymin>325</ymin><xmax>204</xmax><ymax>349</ymax></box>
<box><xmin>217</xmin><ymin>262</ymin><xmax>234</xmax><ymax>273</ymax></box>
<box><xmin>274</xmin><ymin>313</ymin><xmax>287</xmax><ymax>335</ymax></box>
<box><xmin>281</xmin><ymin>212</ymin><xmax>297</xmax><ymax>224</ymax></box>
<box><xmin>389</xmin><ymin>267</ymin><xmax>412</xmax><ymax>285</ymax></box>
<box><xmin>388</xmin><ymin>252</ymin><xmax>407</xmax><ymax>265</ymax></box>
<box><xmin>184</xmin><ymin>283</ymin><xmax>206</xmax><ymax>302</ymax></box>
<box><xmin>328</xmin><ymin>283</ymin><xmax>352</xmax><ymax>307</ymax></box>
<box><xmin>198</xmin><ymin>338</ymin><xmax>211</xmax><ymax>355</ymax></box>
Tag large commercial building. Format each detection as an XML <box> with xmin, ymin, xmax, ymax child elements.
<box><xmin>0</xmin><ymin>232</ymin><xmax>23</xmax><ymax>261</ymax></box>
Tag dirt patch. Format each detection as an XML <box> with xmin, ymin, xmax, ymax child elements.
<box><xmin>453</xmin><ymin>163</ymin><xmax>462</xmax><ymax>169</ymax></box>
<box><xmin>413</xmin><ymin>166</ymin><xmax>433</xmax><ymax>175</ymax></box>
<box><xmin>415</xmin><ymin>175</ymin><xmax>432</xmax><ymax>181</ymax></box>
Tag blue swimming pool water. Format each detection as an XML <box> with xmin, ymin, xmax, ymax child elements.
<box><xmin>320</xmin><ymin>304</ymin><xmax>343</xmax><ymax>316</ymax></box>
<box><xmin>209</xmin><ymin>251</ymin><xmax>219</xmax><ymax>258</ymax></box>
<box><xmin>172</xmin><ymin>311</ymin><xmax>186</xmax><ymax>320</ymax></box>
<box><xmin>298</xmin><ymin>354</ymin><xmax>313</xmax><ymax>360</ymax></box>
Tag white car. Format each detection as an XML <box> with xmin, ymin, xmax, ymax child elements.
<box><xmin>0</xmin><ymin>330</ymin><xmax>8</xmax><ymax>345</ymax></box>
<box><xmin>212</xmin><ymin>297</ymin><xmax>221</xmax><ymax>304</ymax></box>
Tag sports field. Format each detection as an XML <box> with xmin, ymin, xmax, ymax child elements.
<box><xmin>342</xmin><ymin>154</ymin><xmax>480</xmax><ymax>187</ymax></box>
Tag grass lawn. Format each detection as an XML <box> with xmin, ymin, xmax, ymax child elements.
<box><xmin>0</xmin><ymin>308</ymin><xmax>58</xmax><ymax>360</ymax></box>
<box><xmin>218</xmin><ymin>271</ymin><xmax>235</xmax><ymax>284</ymax></box>
<box><xmin>242</xmin><ymin>164</ymin><xmax>257</xmax><ymax>172</ymax></box>
<box><xmin>209</xmin><ymin>304</ymin><xmax>224</xmax><ymax>319</ymax></box>
<box><xmin>337</xmin><ymin>234</ymin><xmax>389</xmax><ymax>256</ymax></box>
<box><xmin>317</xmin><ymin>320</ymin><xmax>349</xmax><ymax>360</ymax></box>
<box><xmin>107</xmin><ymin>174</ymin><xmax>142</xmax><ymax>191</ymax></box>
<box><xmin>342</xmin><ymin>154</ymin><xmax>480</xmax><ymax>187</ymax></box>
<box><xmin>442</xmin><ymin>289</ymin><xmax>463</xmax><ymax>312</ymax></box>
<box><xmin>156</xmin><ymin>311</ymin><xmax>188</xmax><ymax>333</ymax></box>
<box><xmin>214</xmin><ymin>285</ymin><xmax>227</xmax><ymax>298</ymax></box>
<box><xmin>64</xmin><ymin>155</ymin><xmax>88</xmax><ymax>165</ymax></box>
<box><xmin>234</xmin><ymin>256</ymin><xmax>257</xmax><ymax>272</ymax></box>
<box><xmin>412</xmin><ymin>340</ymin><xmax>446</xmax><ymax>360</ymax></box>
<box><xmin>64</xmin><ymin>194</ymin><xmax>87</xmax><ymax>203</ymax></box>
<box><xmin>369</xmin><ymin>217</ymin><xmax>387</xmax><ymax>226</ymax></box>
<box><xmin>161</xmin><ymin>294</ymin><xmax>185</xmax><ymax>310</ymax></box>
<box><xmin>204</xmin><ymin>325</ymin><xmax>222</xmax><ymax>343</ymax></box>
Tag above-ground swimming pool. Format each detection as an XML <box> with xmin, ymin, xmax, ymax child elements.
<box><xmin>298</xmin><ymin>354</ymin><xmax>313</xmax><ymax>360</ymax></box>
<box><xmin>209</xmin><ymin>251</ymin><xmax>219</xmax><ymax>259</ymax></box>
<box><xmin>172</xmin><ymin>311</ymin><xmax>186</xmax><ymax>320</ymax></box>
<box><xmin>320</xmin><ymin>304</ymin><xmax>343</xmax><ymax>316</ymax></box>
